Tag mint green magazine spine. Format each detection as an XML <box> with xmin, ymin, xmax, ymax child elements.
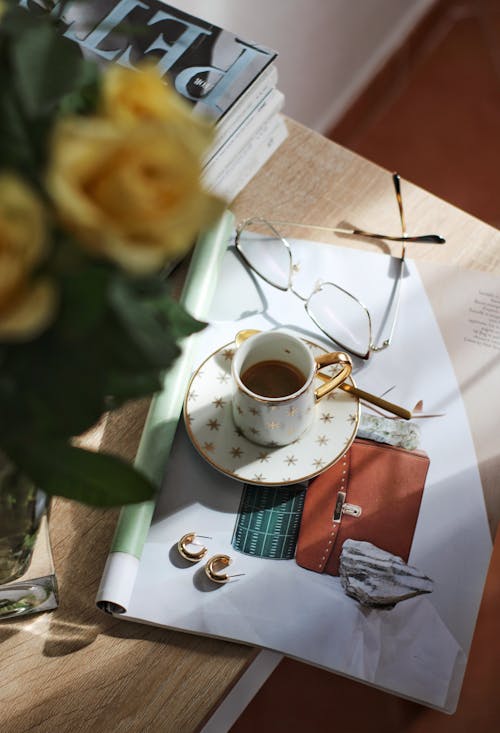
<box><xmin>110</xmin><ymin>211</ymin><xmax>234</xmax><ymax>557</ymax></box>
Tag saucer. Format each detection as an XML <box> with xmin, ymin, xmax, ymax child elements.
<box><xmin>183</xmin><ymin>339</ymin><xmax>360</xmax><ymax>486</ymax></box>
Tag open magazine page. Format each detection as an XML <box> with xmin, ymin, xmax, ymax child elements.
<box><xmin>119</xmin><ymin>236</ymin><xmax>493</xmax><ymax>713</ymax></box>
<box><xmin>417</xmin><ymin>260</ymin><xmax>500</xmax><ymax>536</ymax></box>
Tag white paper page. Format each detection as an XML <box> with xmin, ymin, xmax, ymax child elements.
<box><xmin>124</xmin><ymin>238</ymin><xmax>492</xmax><ymax>712</ymax></box>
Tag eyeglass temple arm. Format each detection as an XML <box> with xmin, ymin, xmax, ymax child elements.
<box><xmin>371</xmin><ymin>173</ymin><xmax>407</xmax><ymax>353</ymax></box>
<box><xmin>261</xmin><ymin>218</ymin><xmax>445</xmax><ymax>244</ymax></box>
<box><xmin>393</xmin><ymin>172</ymin><xmax>407</xmax><ymax>249</ymax></box>
<box><xmin>342</xmin><ymin>229</ymin><xmax>445</xmax><ymax>244</ymax></box>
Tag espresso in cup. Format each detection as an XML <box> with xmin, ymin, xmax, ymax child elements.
<box><xmin>240</xmin><ymin>359</ymin><xmax>306</xmax><ymax>398</ymax></box>
<box><xmin>232</xmin><ymin>330</ymin><xmax>352</xmax><ymax>447</ymax></box>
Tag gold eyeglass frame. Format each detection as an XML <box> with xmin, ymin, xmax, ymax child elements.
<box><xmin>234</xmin><ymin>173</ymin><xmax>445</xmax><ymax>360</ymax></box>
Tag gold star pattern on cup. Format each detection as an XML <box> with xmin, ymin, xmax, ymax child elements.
<box><xmin>266</xmin><ymin>420</ymin><xmax>281</xmax><ymax>430</ymax></box>
<box><xmin>212</xmin><ymin>397</ymin><xmax>226</xmax><ymax>408</ymax></box>
<box><xmin>207</xmin><ymin>418</ymin><xmax>221</xmax><ymax>431</ymax></box>
<box><xmin>217</xmin><ymin>373</ymin><xmax>230</xmax><ymax>383</ymax></box>
<box><xmin>249</xmin><ymin>407</ymin><xmax>260</xmax><ymax>416</ymax></box>
<box><xmin>188</xmin><ymin>390</ymin><xmax>198</xmax><ymax>401</ymax></box>
<box><xmin>348</xmin><ymin>414</ymin><xmax>357</xmax><ymax>424</ymax></box>
<box><xmin>250</xmin><ymin>427</ymin><xmax>260</xmax><ymax>435</ymax></box>
<box><xmin>288</xmin><ymin>406</ymin><xmax>298</xmax><ymax>416</ymax></box>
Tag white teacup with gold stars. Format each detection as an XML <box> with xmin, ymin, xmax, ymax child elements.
<box><xmin>231</xmin><ymin>330</ymin><xmax>352</xmax><ymax>447</ymax></box>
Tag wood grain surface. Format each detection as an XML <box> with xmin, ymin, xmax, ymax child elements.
<box><xmin>1</xmin><ymin>119</ymin><xmax>499</xmax><ymax>733</ymax></box>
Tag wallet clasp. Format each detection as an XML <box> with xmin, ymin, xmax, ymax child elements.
<box><xmin>333</xmin><ymin>491</ymin><xmax>362</xmax><ymax>522</ymax></box>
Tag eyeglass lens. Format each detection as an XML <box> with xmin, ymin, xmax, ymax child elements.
<box><xmin>236</xmin><ymin>221</ymin><xmax>292</xmax><ymax>290</ymax></box>
<box><xmin>306</xmin><ymin>284</ymin><xmax>371</xmax><ymax>359</ymax></box>
<box><xmin>236</xmin><ymin>219</ymin><xmax>372</xmax><ymax>358</ymax></box>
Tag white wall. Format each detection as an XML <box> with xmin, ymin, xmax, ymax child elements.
<box><xmin>173</xmin><ymin>0</ymin><xmax>435</xmax><ymax>132</ymax></box>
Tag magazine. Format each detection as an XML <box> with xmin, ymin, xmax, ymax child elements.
<box><xmin>205</xmin><ymin>98</ymin><xmax>287</xmax><ymax>199</ymax></box>
<box><xmin>204</xmin><ymin>88</ymin><xmax>285</xmax><ymax>184</ymax></box>
<box><xmin>22</xmin><ymin>0</ymin><xmax>277</xmax><ymax>123</ymax></box>
<box><xmin>22</xmin><ymin>1</ymin><xmax>286</xmax><ymax>198</ymax></box>
<box><xmin>208</xmin><ymin>115</ymin><xmax>289</xmax><ymax>201</ymax></box>
<box><xmin>97</xmin><ymin>218</ymin><xmax>499</xmax><ymax>714</ymax></box>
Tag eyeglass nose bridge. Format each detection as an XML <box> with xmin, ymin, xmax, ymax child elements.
<box><xmin>289</xmin><ymin>284</ymin><xmax>308</xmax><ymax>302</ymax></box>
<box><xmin>314</xmin><ymin>351</ymin><xmax>352</xmax><ymax>400</ymax></box>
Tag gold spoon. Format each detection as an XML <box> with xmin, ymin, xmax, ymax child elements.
<box><xmin>234</xmin><ymin>329</ymin><xmax>412</xmax><ymax>420</ymax></box>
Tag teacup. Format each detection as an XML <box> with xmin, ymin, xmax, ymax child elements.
<box><xmin>231</xmin><ymin>330</ymin><xmax>352</xmax><ymax>447</ymax></box>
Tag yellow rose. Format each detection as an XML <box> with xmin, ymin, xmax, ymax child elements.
<box><xmin>0</xmin><ymin>174</ymin><xmax>57</xmax><ymax>341</ymax></box>
<box><xmin>101</xmin><ymin>63</ymin><xmax>208</xmax><ymax>130</ymax></box>
<box><xmin>46</xmin><ymin>113</ymin><xmax>224</xmax><ymax>274</ymax></box>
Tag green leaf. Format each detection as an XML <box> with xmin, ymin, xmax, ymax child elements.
<box><xmin>58</xmin><ymin>59</ymin><xmax>101</xmax><ymax>116</ymax></box>
<box><xmin>11</xmin><ymin>20</ymin><xmax>85</xmax><ymax>117</ymax></box>
<box><xmin>0</xmin><ymin>72</ymin><xmax>38</xmax><ymax>179</ymax></box>
<box><xmin>105</xmin><ymin>370</ymin><xmax>164</xmax><ymax>403</ymax></box>
<box><xmin>158</xmin><ymin>297</ymin><xmax>206</xmax><ymax>341</ymax></box>
<box><xmin>57</xmin><ymin>260</ymin><xmax>112</xmax><ymax>335</ymax></box>
<box><xmin>0</xmin><ymin>6</ymin><xmax>41</xmax><ymax>36</ymax></box>
<box><xmin>110</xmin><ymin>275</ymin><xmax>206</xmax><ymax>368</ymax></box>
<box><xmin>6</xmin><ymin>441</ymin><xmax>155</xmax><ymax>506</ymax></box>
<box><xmin>109</xmin><ymin>277</ymin><xmax>184</xmax><ymax>368</ymax></box>
<box><xmin>0</xmin><ymin>266</ymin><xmax>182</xmax><ymax>441</ymax></box>
<box><xmin>1</xmin><ymin>332</ymin><xmax>109</xmax><ymax>439</ymax></box>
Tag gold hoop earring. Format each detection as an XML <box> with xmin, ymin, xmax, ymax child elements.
<box><xmin>177</xmin><ymin>532</ymin><xmax>211</xmax><ymax>562</ymax></box>
<box><xmin>204</xmin><ymin>554</ymin><xmax>245</xmax><ymax>584</ymax></box>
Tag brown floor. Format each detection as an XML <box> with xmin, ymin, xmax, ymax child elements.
<box><xmin>330</xmin><ymin>0</ymin><xmax>500</xmax><ymax>229</ymax></box>
<box><xmin>231</xmin><ymin>1</ymin><xmax>500</xmax><ymax>730</ymax></box>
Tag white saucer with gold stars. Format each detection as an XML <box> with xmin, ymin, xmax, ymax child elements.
<box><xmin>183</xmin><ymin>339</ymin><xmax>360</xmax><ymax>486</ymax></box>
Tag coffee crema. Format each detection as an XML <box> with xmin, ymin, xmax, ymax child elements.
<box><xmin>240</xmin><ymin>359</ymin><xmax>306</xmax><ymax>398</ymax></box>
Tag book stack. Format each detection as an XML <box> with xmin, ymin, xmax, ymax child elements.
<box><xmin>202</xmin><ymin>62</ymin><xmax>287</xmax><ymax>201</ymax></box>
<box><xmin>32</xmin><ymin>0</ymin><xmax>287</xmax><ymax>202</ymax></box>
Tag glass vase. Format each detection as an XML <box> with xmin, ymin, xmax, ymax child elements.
<box><xmin>0</xmin><ymin>451</ymin><xmax>48</xmax><ymax>585</ymax></box>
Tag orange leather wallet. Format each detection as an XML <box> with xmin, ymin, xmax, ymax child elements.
<box><xmin>295</xmin><ymin>438</ymin><xmax>430</xmax><ymax>576</ymax></box>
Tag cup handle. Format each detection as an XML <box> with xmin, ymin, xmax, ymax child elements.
<box><xmin>314</xmin><ymin>352</ymin><xmax>352</xmax><ymax>400</ymax></box>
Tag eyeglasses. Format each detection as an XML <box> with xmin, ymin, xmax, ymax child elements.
<box><xmin>234</xmin><ymin>173</ymin><xmax>445</xmax><ymax>360</ymax></box>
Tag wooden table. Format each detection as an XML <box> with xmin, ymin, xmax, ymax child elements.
<box><xmin>2</xmin><ymin>119</ymin><xmax>499</xmax><ymax>733</ymax></box>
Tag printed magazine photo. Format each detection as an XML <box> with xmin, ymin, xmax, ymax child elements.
<box><xmin>98</xmin><ymin>219</ymin><xmax>497</xmax><ymax>714</ymax></box>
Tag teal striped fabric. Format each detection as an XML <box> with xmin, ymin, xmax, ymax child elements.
<box><xmin>232</xmin><ymin>483</ymin><xmax>307</xmax><ymax>559</ymax></box>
